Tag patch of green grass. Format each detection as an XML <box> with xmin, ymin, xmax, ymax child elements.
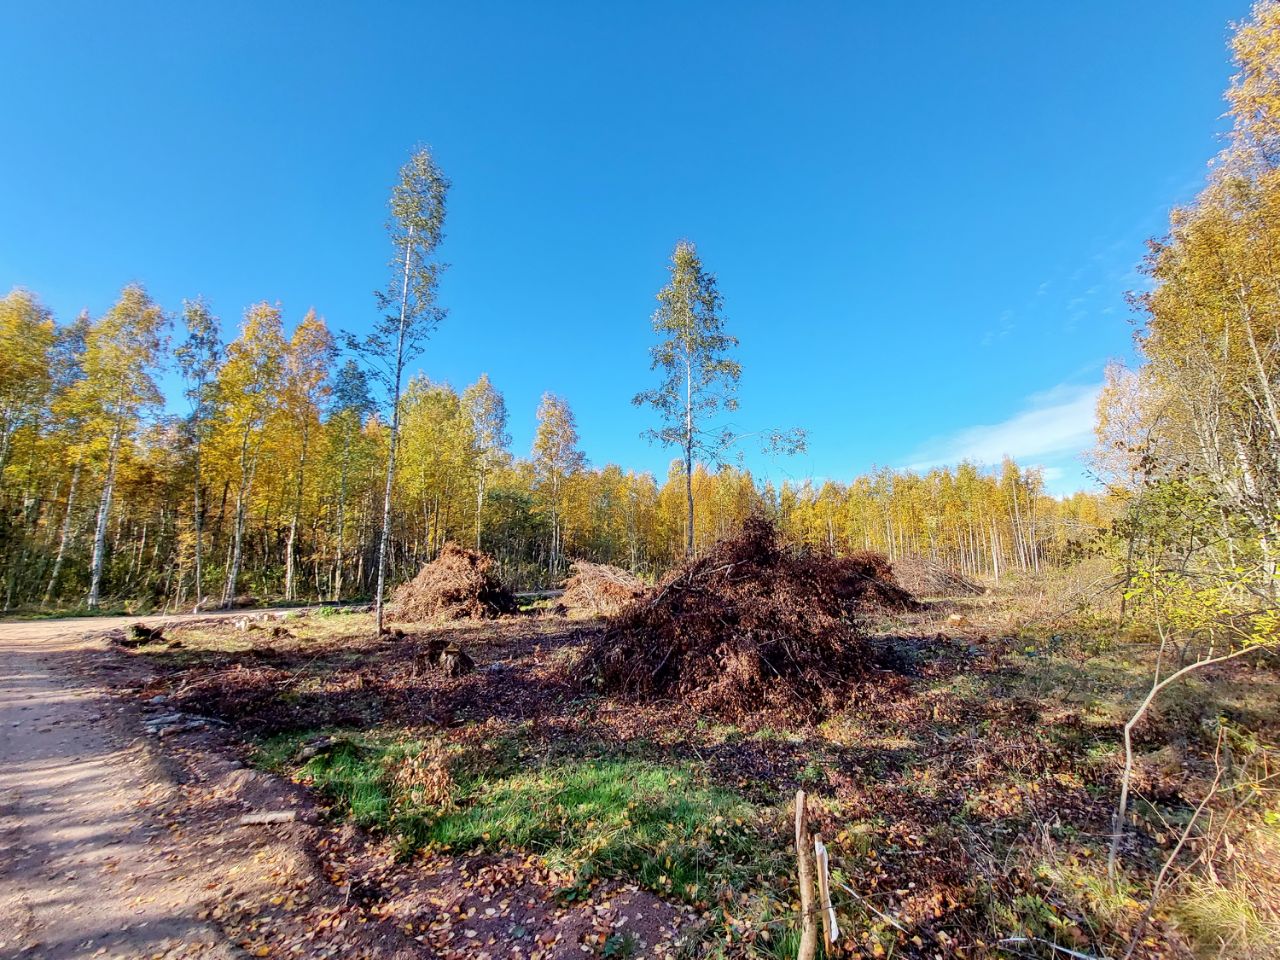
<box><xmin>927</xmin><ymin>672</ymin><xmax>989</xmax><ymax>700</ymax></box>
<box><xmin>751</xmin><ymin>726</ymin><xmax>804</xmax><ymax>745</ymax></box>
<box><xmin>796</xmin><ymin>760</ymin><xmax>826</xmax><ymax>785</ymax></box>
<box><xmin>255</xmin><ymin>729</ymin><xmax>773</xmax><ymax>905</ymax></box>
<box><xmin>421</xmin><ymin>758</ymin><xmax>766</xmax><ymax>903</ymax></box>
<box><xmin>257</xmin><ymin>731</ymin><xmax>407</xmax><ymax>826</ymax></box>
<box><xmin>1173</xmin><ymin>873</ymin><xmax>1280</xmax><ymax>959</ymax></box>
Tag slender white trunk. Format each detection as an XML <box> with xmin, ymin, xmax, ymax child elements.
<box><xmin>44</xmin><ymin>459</ymin><xmax>81</xmax><ymax>605</ymax></box>
<box><xmin>475</xmin><ymin>471</ymin><xmax>486</xmax><ymax>552</ymax></box>
<box><xmin>1237</xmin><ymin>280</ymin><xmax>1280</xmax><ymax>442</ymax></box>
<box><xmin>333</xmin><ymin>432</ymin><xmax>351</xmax><ymax>602</ymax></box>
<box><xmin>284</xmin><ymin>422</ymin><xmax>309</xmax><ymax>601</ymax></box>
<box><xmin>87</xmin><ymin>420</ymin><xmax>124</xmax><ymax>609</ymax></box>
<box><xmin>375</xmin><ymin>224</ymin><xmax>415</xmax><ymax>635</ymax></box>
<box><xmin>684</xmin><ymin>310</ymin><xmax>694</xmax><ymax>558</ymax></box>
<box><xmin>223</xmin><ymin>424</ymin><xmax>257</xmax><ymax>607</ymax></box>
<box><xmin>1108</xmin><ymin>637</ymin><xmax>1268</xmax><ymax>874</ymax></box>
<box><xmin>192</xmin><ymin>438</ymin><xmax>204</xmax><ymax>604</ymax></box>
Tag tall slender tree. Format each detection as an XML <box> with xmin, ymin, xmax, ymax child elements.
<box><xmin>0</xmin><ymin>289</ymin><xmax>57</xmax><ymax>479</ymax></box>
<box><xmin>349</xmin><ymin>146</ymin><xmax>449</xmax><ymax>634</ymax></box>
<box><xmin>328</xmin><ymin>359</ymin><xmax>373</xmax><ymax>602</ymax></box>
<box><xmin>462</xmin><ymin>374</ymin><xmax>510</xmax><ymax>551</ymax></box>
<box><xmin>42</xmin><ymin>311</ymin><xmax>92</xmax><ymax>605</ymax></box>
<box><xmin>174</xmin><ymin>297</ymin><xmax>222</xmax><ymax>605</ymax></box>
<box><xmin>73</xmin><ymin>285</ymin><xmax>167</xmax><ymax>608</ymax></box>
<box><xmin>635</xmin><ymin>241</ymin><xmax>804</xmax><ymax>556</ymax></box>
<box><xmin>280</xmin><ymin>309</ymin><xmax>335</xmax><ymax>600</ymax></box>
<box><xmin>634</xmin><ymin>241</ymin><xmax>742</xmax><ymax>557</ymax></box>
<box><xmin>532</xmin><ymin>393</ymin><xmax>585</xmax><ymax>576</ymax></box>
<box><xmin>214</xmin><ymin>302</ymin><xmax>285</xmax><ymax>607</ymax></box>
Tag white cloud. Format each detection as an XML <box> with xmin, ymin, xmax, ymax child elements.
<box><xmin>906</xmin><ymin>381</ymin><xmax>1102</xmax><ymax>471</ymax></box>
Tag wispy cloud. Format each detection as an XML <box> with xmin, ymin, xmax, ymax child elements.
<box><xmin>906</xmin><ymin>381</ymin><xmax>1102</xmax><ymax>471</ymax></box>
<box><xmin>981</xmin><ymin>309</ymin><xmax>1016</xmax><ymax>347</ymax></box>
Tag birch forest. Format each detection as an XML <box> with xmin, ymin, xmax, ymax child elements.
<box><xmin>0</xmin><ymin>283</ymin><xmax>1104</xmax><ymax>611</ymax></box>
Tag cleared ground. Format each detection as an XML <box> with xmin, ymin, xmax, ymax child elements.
<box><xmin>2</xmin><ymin>595</ymin><xmax>1276</xmax><ymax>959</ymax></box>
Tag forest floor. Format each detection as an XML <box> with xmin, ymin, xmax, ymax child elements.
<box><xmin>1</xmin><ymin>593</ymin><xmax>1276</xmax><ymax>959</ymax></box>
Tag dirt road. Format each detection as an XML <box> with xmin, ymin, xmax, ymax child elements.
<box><xmin>0</xmin><ymin>613</ymin><xmax>271</xmax><ymax>959</ymax></box>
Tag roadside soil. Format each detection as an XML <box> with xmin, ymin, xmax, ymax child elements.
<box><xmin>0</xmin><ymin>612</ymin><xmax>248</xmax><ymax>959</ymax></box>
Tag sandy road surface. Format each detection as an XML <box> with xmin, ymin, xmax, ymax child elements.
<box><xmin>0</xmin><ymin>611</ymin><xmax>285</xmax><ymax>959</ymax></box>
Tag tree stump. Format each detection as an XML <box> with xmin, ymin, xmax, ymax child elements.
<box><xmin>439</xmin><ymin>644</ymin><xmax>474</xmax><ymax>677</ymax></box>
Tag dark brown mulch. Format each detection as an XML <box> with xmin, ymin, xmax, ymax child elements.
<box><xmin>388</xmin><ymin>543</ymin><xmax>517</xmax><ymax>623</ymax></box>
<box><xmin>156</xmin><ymin>619</ymin><xmax>585</xmax><ymax>736</ymax></box>
<box><xmin>580</xmin><ymin>516</ymin><xmax>915</xmax><ymax>722</ymax></box>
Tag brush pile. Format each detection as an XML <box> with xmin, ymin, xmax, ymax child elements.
<box><xmin>835</xmin><ymin>551</ymin><xmax>919</xmax><ymax>611</ymax></box>
<box><xmin>561</xmin><ymin>561</ymin><xmax>646</xmax><ymax>616</ymax></box>
<box><xmin>892</xmin><ymin>557</ymin><xmax>985</xmax><ymax>597</ymax></box>
<box><xmin>388</xmin><ymin>543</ymin><xmax>517</xmax><ymax>622</ymax></box>
<box><xmin>584</xmin><ymin>517</ymin><xmax>914</xmax><ymax>720</ymax></box>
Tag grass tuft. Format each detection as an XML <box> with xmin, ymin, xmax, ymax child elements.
<box><xmin>1172</xmin><ymin>875</ymin><xmax>1280</xmax><ymax>959</ymax></box>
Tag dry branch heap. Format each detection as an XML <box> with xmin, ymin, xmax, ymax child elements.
<box><xmin>583</xmin><ymin>516</ymin><xmax>914</xmax><ymax>720</ymax></box>
<box><xmin>891</xmin><ymin>557</ymin><xmax>984</xmax><ymax>598</ymax></box>
<box><xmin>388</xmin><ymin>543</ymin><xmax>516</xmax><ymax>622</ymax></box>
<box><xmin>561</xmin><ymin>560</ymin><xmax>645</xmax><ymax>616</ymax></box>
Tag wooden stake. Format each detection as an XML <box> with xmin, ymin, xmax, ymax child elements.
<box><xmin>795</xmin><ymin>789</ymin><xmax>818</xmax><ymax>960</ymax></box>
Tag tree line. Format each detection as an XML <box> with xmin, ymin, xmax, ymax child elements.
<box><xmin>0</xmin><ymin>149</ymin><xmax>1110</xmax><ymax>613</ymax></box>
<box><xmin>0</xmin><ymin>283</ymin><xmax>1102</xmax><ymax>613</ymax></box>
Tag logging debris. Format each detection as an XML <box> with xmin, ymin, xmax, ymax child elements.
<box><xmin>892</xmin><ymin>557</ymin><xmax>985</xmax><ymax>597</ymax></box>
<box><xmin>582</xmin><ymin>516</ymin><xmax>915</xmax><ymax>720</ymax></box>
<box><xmin>561</xmin><ymin>560</ymin><xmax>646</xmax><ymax>616</ymax></box>
<box><xmin>388</xmin><ymin>543</ymin><xmax>517</xmax><ymax>622</ymax></box>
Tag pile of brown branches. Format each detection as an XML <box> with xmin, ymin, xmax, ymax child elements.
<box><xmin>582</xmin><ymin>517</ymin><xmax>914</xmax><ymax>720</ymax></box>
<box><xmin>561</xmin><ymin>560</ymin><xmax>645</xmax><ymax>616</ymax></box>
<box><xmin>834</xmin><ymin>551</ymin><xmax>919</xmax><ymax>611</ymax></box>
<box><xmin>892</xmin><ymin>557</ymin><xmax>985</xmax><ymax>597</ymax></box>
<box><xmin>388</xmin><ymin>543</ymin><xmax>517</xmax><ymax>622</ymax></box>
<box><xmin>169</xmin><ymin>664</ymin><xmax>293</xmax><ymax>724</ymax></box>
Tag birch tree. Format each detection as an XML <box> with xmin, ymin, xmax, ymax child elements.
<box><xmin>0</xmin><ymin>289</ymin><xmax>56</xmax><ymax>480</ymax></box>
<box><xmin>74</xmin><ymin>285</ymin><xmax>167</xmax><ymax>609</ymax></box>
<box><xmin>348</xmin><ymin>146</ymin><xmax>449</xmax><ymax>634</ymax></box>
<box><xmin>327</xmin><ymin>359</ymin><xmax>373</xmax><ymax>602</ymax></box>
<box><xmin>174</xmin><ymin>298</ymin><xmax>222</xmax><ymax>605</ymax></box>
<box><xmin>635</xmin><ymin>241</ymin><xmax>803</xmax><ymax>556</ymax></box>
<box><xmin>280</xmin><ymin>309</ymin><xmax>334</xmax><ymax>600</ymax></box>
<box><xmin>41</xmin><ymin>311</ymin><xmax>93</xmax><ymax>605</ymax></box>
<box><xmin>462</xmin><ymin>373</ymin><xmax>510</xmax><ymax>551</ymax></box>
<box><xmin>634</xmin><ymin>242</ymin><xmax>739</xmax><ymax>557</ymax></box>
<box><xmin>214</xmin><ymin>302</ymin><xmax>285</xmax><ymax>606</ymax></box>
<box><xmin>532</xmin><ymin>393</ymin><xmax>585</xmax><ymax>576</ymax></box>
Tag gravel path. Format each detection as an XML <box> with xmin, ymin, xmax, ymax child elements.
<box><xmin>0</xmin><ymin>613</ymin><xmax>276</xmax><ymax>959</ymax></box>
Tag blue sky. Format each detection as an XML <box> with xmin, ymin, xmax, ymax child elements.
<box><xmin>0</xmin><ymin>2</ymin><xmax>1245</xmax><ymax>495</ymax></box>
